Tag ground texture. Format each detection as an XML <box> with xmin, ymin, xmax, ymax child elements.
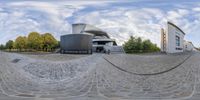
<box><xmin>0</xmin><ymin>51</ymin><xmax>200</xmax><ymax>100</ymax></box>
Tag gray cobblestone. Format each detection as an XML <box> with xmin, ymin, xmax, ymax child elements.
<box><xmin>0</xmin><ymin>51</ymin><xmax>199</xmax><ymax>100</ymax></box>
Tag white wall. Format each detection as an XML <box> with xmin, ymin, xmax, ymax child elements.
<box><xmin>72</xmin><ymin>24</ymin><xmax>86</xmax><ymax>34</ymax></box>
<box><xmin>166</xmin><ymin>23</ymin><xmax>184</xmax><ymax>53</ymax></box>
<box><xmin>184</xmin><ymin>41</ymin><xmax>194</xmax><ymax>51</ymax></box>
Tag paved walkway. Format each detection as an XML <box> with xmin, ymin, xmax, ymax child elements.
<box><xmin>0</xmin><ymin>51</ymin><xmax>200</xmax><ymax>100</ymax></box>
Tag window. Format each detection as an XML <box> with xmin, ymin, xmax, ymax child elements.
<box><xmin>176</xmin><ymin>36</ymin><xmax>180</xmax><ymax>46</ymax></box>
<box><xmin>176</xmin><ymin>48</ymin><xmax>182</xmax><ymax>50</ymax></box>
<box><xmin>176</xmin><ymin>32</ymin><xmax>180</xmax><ymax>35</ymax></box>
<box><xmin>163</xmin><ymin>33</ymin><xmax>166</xmax><ymax>38</ymax></box>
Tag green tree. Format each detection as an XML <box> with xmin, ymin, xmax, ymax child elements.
<box><xmin>15</xmin><ymin>36</ymin><xmax>27</xmax><ymax>51</ymax></box>
<box><xmin>142</xmin><ymin>39</ymin><xmax>160</xmax><ymax>52</ymax></box>
<box><xmin>123</xmin><ymin>36</ymin><xmax>134</xmax><ymax>53</ymax></box>
<box><xmin>123</xmin><ymin>36</ymin><xmax>160</xmax><ymax>53</ymax></box>
<box><xmin>42</xmin><ymin>33</ymin><xmax>58</xmax><ymax>51</ymax></box>
<box><xmin>142</xmin><ymin>39</ymin><xmax>151</xmax><ymax>51</ymax></box>
<box><xmin>56</xmin><ymin>41</ymin><xmax>60</xmax><ymax>48</ymax></box>
<box><xmin>27</xmin><ymin>32</ymin><xmax>43</xmax><ymax>50</ymax></box>
<box><xmin>5</xmin><ymin>40</ymin><xmax>14</xmax><ymax>51</ymax></box>
<box><xmin>136</xmin><ymin>37</ymin><xmax>143</xmax><ymax>52</ymax></box>
<box><xmin>0</xmin><ymin>44</ymin><xmax>5</xmax><ymax>50</ymax></box>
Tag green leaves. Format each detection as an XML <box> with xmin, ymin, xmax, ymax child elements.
<box><xmin>15</xmin><ymin>36</ymin><xmax>27</xmax><ymax>51</ymax></box>
<box><xmin>0</xmin><ymin>44</ymin><xmax>5</xmax><ymax>50</ymax></box>
<box><xmin>27</xmin><ymin>32</ymin><xmax>43</xmax><ymax>50</ymax></box>
<box><xmin>3</xmin><ymin>32</ymin><xmax>59</xmax><ymax>52</ymax></box>
<box><xmin>42</xmin><ymin>33</ymin><xmax>58</xmax><ymax>51</ymax></box>
<box><xmin>123</xmin><ymin>36</ymin><xmax>160</xmax><ymax>53</ymax></box>
<box><xmin>6</xmin><ymin>40</ymin><xmax>14</xmax><ymax>51</ymax></box>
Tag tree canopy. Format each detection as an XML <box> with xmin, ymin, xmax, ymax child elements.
<box><xmin>2</xmin><ymin>32</ymin><xmax>59</xmax><ymax>52</ymax></box>
<box><xmin>42</xmin><ymin>33</ymin><xmax>58</xmax><ymax>51</ymax></box>
<box><xmin>27</xmin><ymin>32</ymin><xmax>43</xmax><ymax>50</ymax></box>
<box><xmin>123</xmin><ymin>36</ymin><xmax>160</xmax><ymax>53</ymax></box>
<box><xmin>0</xmin><ymin>44</ymin><xmax>5</xmax><ymax>50</ymax></box>
<box><xmin>15</xmin><ymin>36</ymin><xmax>27</xmax><ymax>51</ymax></box>
<box><xmin>5</xmin><ymin>40</ymin><xmax>14</xmax><ymax>51</ymax></box>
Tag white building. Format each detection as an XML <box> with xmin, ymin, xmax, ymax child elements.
<box><xmin>72</xmin><ymin>23</ymin><xmax>124</xmax><ymax>53</ymax></box>
<box><xmin>183</xmin><ymin>41</ymin><xmax>194</xmax><ymax>51</ymax></box>
<box><xmin>161</xmin><ymin>22</ymin><xmax>185</xmax><ymax>53</ymax></box>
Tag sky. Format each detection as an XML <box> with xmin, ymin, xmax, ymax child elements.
<box><xmin>0</xmin><ymin>0</ymin><xmax>200</xmax><ymax>47</ymax></box>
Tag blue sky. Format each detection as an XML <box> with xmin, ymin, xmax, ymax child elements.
<box><xmin>0</xmin><ymin>0</ymin><xmax>200</xmax><ymax>47</ymax></box>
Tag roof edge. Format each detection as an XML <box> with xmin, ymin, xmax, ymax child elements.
<box><xmin>168</xmin><ymin>21</ymin><xmax>185</xmax><ymax>35</ymax></box>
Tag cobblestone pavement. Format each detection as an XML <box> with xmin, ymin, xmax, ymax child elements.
<box><xmin>0</xmin><ymin>51</ymin><xmax>200</xmax><ymax>100</ymax></box>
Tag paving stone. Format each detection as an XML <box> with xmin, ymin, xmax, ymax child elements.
<box><xmin>0</xmin><ymin>51</ymin><xmax>199</xmax><ymax>100</ymax></box>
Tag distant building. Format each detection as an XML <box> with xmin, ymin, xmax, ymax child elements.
<box><xmin>183</xmin><ymin>41</ymin><xmax>194</xmax><ymax>51</ymax></box>
<box><xmin>161</xmin><ymin>22</ymin><xmax>185</xmax><ymax>53</ymax></box>
<box><xmin>60</xmin><ymin>23</ymin><xmax>124</xmax><ymax>54</ymax></box>
<box><xmin>160</xmin><ymin>28</ymin><xmax>166</xmax><ymax>52</ymax></box>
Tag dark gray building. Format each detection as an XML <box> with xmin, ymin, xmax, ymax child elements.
<box><xmin>60</xmin><ymin>34</ymin><xmax>93</xmax><ymax>54</ymax></box>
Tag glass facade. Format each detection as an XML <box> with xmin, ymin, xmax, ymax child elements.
<box><xmin>176</xmin><ymin>36</ymin><xmax>180</xmax><ymax>46</ymax></box>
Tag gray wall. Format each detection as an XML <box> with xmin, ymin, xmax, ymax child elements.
<box><xmin>60</xmin><ymin>34</ymin><xmax>93</xmax><ymax>53</ymax></box>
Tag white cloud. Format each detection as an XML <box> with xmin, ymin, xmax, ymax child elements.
<box><xmin>74</xmin><ymin>8</ymin><xmax>164</xmax><ymax>46</ymax></box>
<box><xmin>0</xmin><ymin>1</ymin><xmax>121</xmax><ymax>44</ymax></box>
<box><xmin>0</xmin><ymin>1</ymin><xmax>76</xmax><ymax>43</ymax></box>
<box><xmin>73</xmin><ymin>4</ymin><xmax>200</xmax><ymax>47</ymax></box>
<box><xmin>1</xmin><ymin>1</ymin><xmax>200</xmax><ymax>48</ymax></box>
<box><xmin>193</xmin><ymin>7</ymin><xmax>200</xmax><ymax>12</ymax></box>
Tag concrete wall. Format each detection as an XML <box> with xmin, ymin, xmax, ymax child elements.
<box><xmin>184</xmin><ymin>41</ymin><xmax>194</xmax><ymax>51</ymax></box>
<box><xmin>161</xmin><ymin>22</ymin><xmax>185</xmax><ymax>53</ymax></box>
<box><xmin>72</xmin><ymin>24</ymin><xmax>86</xmax><ymax>34</ymax></box>
<box><xmin>166</xmin><ymin>23</ymin><xmax>185</xmax><ymax>53</ymax></box>
<box><xmin>60</xmin><ymin>34</ymin><xmax>93</xmax><ymax>54</ymax></box>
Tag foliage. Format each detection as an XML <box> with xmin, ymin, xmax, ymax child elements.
<box><xmin>42</xmin><ymin>33</ymin><xmax>58</xmax><ymax>51</ymax></box>
<box><xmin>0</xmin><ymin>44</ymin><xmax>5</xmax><ymax>50</ymax></box>
<box><xmin>15</xmin><ymin>36</ymin><xmax>27</xmax><ymax>51</ymax></box>
<box><xmin>27</xmin><ymin>32</ymin><xmax>43</xmax><ymax>50</ymax></box>
<box><xmin>123</xmin><ymin>36</ymin><xmax>160</xmax><ymax>53</ymax></box>
<box><xmin>5</xmin><ymin>40</ymin><xmax>14</xmax><ymax>51</ymax></box>
<box><xmin>3</xmin><ymin>32</ymin><xmax>59</xmax><ymax>52</ymax></box>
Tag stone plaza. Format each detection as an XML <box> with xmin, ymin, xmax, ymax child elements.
<box><xmin>0</xmin><ymin>51</ymin><xmax>200</xmax><ymax>100</ymax></box>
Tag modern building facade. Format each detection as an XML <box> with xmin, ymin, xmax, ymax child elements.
<box><xmin>60</xmin><ymin>23</ymin><xmax>124</xmax><ymax>54</ymax></box>
<box><xmin>161</xmin><ymin>22</ymin><xmax>185</xmax><ymax>53</ymax></box>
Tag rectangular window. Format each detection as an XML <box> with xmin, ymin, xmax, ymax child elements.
<box><xmin>176</xmin><ymin>36</ymin><xmax>180</xmax><ymax>46</ymax></box>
